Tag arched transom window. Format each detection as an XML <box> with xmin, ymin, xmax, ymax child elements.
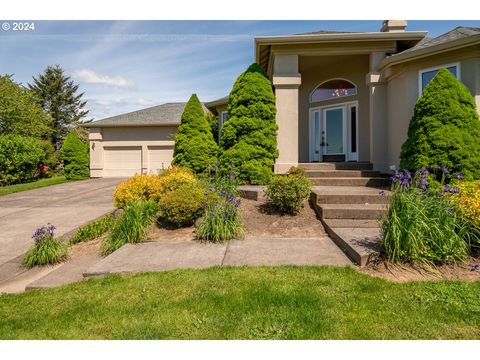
<box><xmin>310</xmin><ymin>79</ymin><xmax>357</xmax><ymax>102</ymax></box>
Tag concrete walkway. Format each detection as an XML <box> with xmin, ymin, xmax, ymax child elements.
<box><xmin>0</xmin><ymin>178</ymin><xmax>123</xmax><ymax>269</ymax></box>
<box><xmin>84</xmin><ymin>237</ymin><xmax>352</xmax><ymax>276</ymax></box>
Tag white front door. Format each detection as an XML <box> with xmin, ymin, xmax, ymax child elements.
<box><xmin>309</xmin><ymin>101</ymin><xmax>358</xmax><ymax>162</ymax></box>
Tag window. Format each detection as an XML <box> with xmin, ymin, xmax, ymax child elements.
<box><xmin>220</xmin><ymin>111</ymin><xmax>228</xmax><ymax>127</ymax></box>
<box><xmin>419</xmin><ymin>63</ymin><xmax>460</xmax><ymax>95</ymax></box>
<box><xmin>310</xmin><ymin>79</ymin><xmax>357</xmax><ymax>103</ymax></box>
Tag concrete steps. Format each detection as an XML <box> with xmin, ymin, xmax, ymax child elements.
<box><xmin>310</xmin><ymin>177</ymin><xmax>389</xmax><ymax>187</ymax></box>
<box><xmin>299</xmin><ymin>162</ymin><xmax>373</xmax><ymax>171</ymax></box>
<box><xmin>305</xmin><ymin>164</ymin><xmax>389</xmax><ymax>267</ymax></box>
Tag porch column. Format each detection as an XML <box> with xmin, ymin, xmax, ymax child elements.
<box><xmin>88</xmin><ymin>128</ymin><xmax>104</xmax><ymax>178</ymax></box>
<box><xmin>273</xmin><ymin>54</ymin><xmax>301</xmax><ymax>174</ymax></box>
<box><xmin>367</xmin><ymin>52</ymin><xmax>388</xmax><ymax>173</ymax></box>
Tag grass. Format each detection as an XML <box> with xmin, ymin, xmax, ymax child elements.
<box><xmin>0</xmin><ymin>266</ymin><xmax>479</xmax><ymax>339</ymax></box>
<box><xmin>101</xmin><ymin>201</ymin><xmax>159</xmax><ymax>255</ymax></box>
<box><xmin>0</xmin><ymin>176</ymin><xmax>69</xmax><ymax>197</ymax></box>
<box><xmin>22</xmin><ymin>237</ymin><xmax>68</xmax><ymax>268</ymax></box>
<box><xmin>69</xmin><ymin>213</ymin><xmax>115</xmax><ymax>245</ymax></box>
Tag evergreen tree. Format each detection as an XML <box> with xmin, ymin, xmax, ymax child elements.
<box><xmin>60</xmin><ymin>131</ymin><xmax>89</xmax><ymax>180</ymax></box>
<box><xmin>29</xmin><ymin>65</ymin><xmax>89</xmax><ymax>148</ymax></box>
<box><xmin>172</xmin><ymin>94</ymin><xmax>218</xmax><ymax>173</ymax></box>
<box><xmin>0</xmin><ymin>75</ymin><xmax>52</xmax><ymax>138</ymax></box>
<box><xmin>219</xmin><ymin>63</ymin><xmax>277</xmax><ymax>184</ymax></box>
<box><xmin>400</xmin><ymin>68</ymin><xmax>480</xmax><ymax>179</ymax></box>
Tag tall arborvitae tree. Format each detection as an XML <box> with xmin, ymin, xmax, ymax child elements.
<box><xmin>172</xmin><ymin>94</ymin><xmax>218</xmax><ymax>173</ymax></box>
<box><xmin>29</xmin><ymin>65</ymin><xmax>90</xmax><ymax>148</ymax></box>
<box><xmin>219</xmin><ymin>63</ymin><xmax>277</xmax><ymax>184</ymax></box>
<box><xmin>400</xmin><ymin>68</ymin><xmax>480</xmax><ymax>179</ymax></box>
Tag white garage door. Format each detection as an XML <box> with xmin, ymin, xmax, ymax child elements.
<box><xmin>148</xmin><ymin>146</ymin><xmax>174</xmax><ymax>174</ymax></box>
<box><xmin>104</xmin><ymin>146</ymin><xmax>142</xmax><ymax>177</ymax></box>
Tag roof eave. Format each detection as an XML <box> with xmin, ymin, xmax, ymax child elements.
<box><xmin>82</xmin><ymin>122</ymin><xmax>180</xmax><ymax>128</ymax></box>
<box><xmin>379</xmin><ymin>33</ymin><xmax>480</xmax><ymax>70</ymax></box>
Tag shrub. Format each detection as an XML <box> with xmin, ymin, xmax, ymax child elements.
<box><xmin>158</xmin><ymin>166</ymin><xmax>198</xmax><ymax>193</ymax></box>
<box><xmin>400</xmin><ymin>68</ymin><xmax>480</xmax><ymax>180</ymax></box>
<box><xmin>381</xmin><ymin>169</ymin><xmax>471</xmax><ymax>264</ymax></box>
<box><xmin>172</xmin><ymin>94</ymin><xmax>218</xmax><ymax>173</ymax></box>
<box><xmin>206</xmin><ymin>112</ymin><xmax>220</xmax><ymax>144</ymax></box>
<box><xmin>0</xmin><ymin>134</ymin><xmax>50</xmax><ymax>185</ymax></box>
<box><xmin>61</xmin><ymin>132</ymin><xmax>89</xmax><ymax>180</ymax></box>
<box><xmin>219</xmin><ymin>63</ymin><xmax>277</xmax><ymax>185</ymax></box>
<box><xmin>158</xmin><ymin>183</ymin><xmax>206</xmax><ymax>227</ymax></box>
<box><xmin>101</xmin><ymin>200</ymin><xmax>159</xmax><ymax>255</ymax></box>
<box><xmin>449</xmin><ymin>180</ymin><xmax>480</xmax><ymax>247</ymax></box>
<box><xmin>287</xmin><ymin>166</ymin><xmax>305</xmax><ymax>176</ymax></box>
<box><xmin>196</xmin><ymin>166</ymin><xmax>244</xmax><ymax>242</ymax></box>
<box><xmin>113</xmin><ymin>166</ymin><xmax>198</xmax><ymax>208</ymax></box>
<box><xmin>69</xmin><ymin>213</ymin><xmax>115</xmax><ymax>245</ymax></box>
<box><xmin>265</xmin><ymin>173</ymin><xmax>311</xmax><ymax>214</ymax></box>
<box><xmin>22</xmin><ymin>224</ymin><xmax>68</xmax><ymax>268</ymax></box>
<box><xmin>113</xmin><ymin>174</ymin><xmax>164</xmax><ymax>208</ymax></box>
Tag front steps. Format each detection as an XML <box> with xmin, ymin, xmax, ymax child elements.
<box><xmin>301</xmin><ymin>162</ymin><xmax>389</xmax><ymax>267</ymax></box>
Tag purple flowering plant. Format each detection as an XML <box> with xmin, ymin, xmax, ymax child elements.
<box><xmin>32</xmin><ymin>223</ymin><xmax>56</xmax><ymax>245</ymax></box>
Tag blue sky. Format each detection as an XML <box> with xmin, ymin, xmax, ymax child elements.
<box><xmin>1</xmin><ymin>20</ymin><xmax>479</xmax><ymax>120</ymax></box>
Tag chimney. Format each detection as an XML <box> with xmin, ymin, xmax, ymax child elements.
<box><xmin>381</xmin><ymin>20</ymin><xmax>407</xmax><ymax>32</ymax></box>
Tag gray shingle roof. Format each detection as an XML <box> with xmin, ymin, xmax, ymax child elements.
<box><xmin>394</xmin><ymin>26</ymin><xmax>480</xmax><ymax>56</ymax></box>
<box><xmin>84</xmin><ymin>102</ymin><xmax>188</xmax><ymax>128</ymax></box>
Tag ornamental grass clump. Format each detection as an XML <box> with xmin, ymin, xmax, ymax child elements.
<box><xmin>22</xmin><ymin>224</ymin><xmax>68</xmax><ymax>268</ymax></box>
<box><xmin>101</xmin><ymin>200</ymin><xmax>159</xmax><ymax>255</ymax></box>
<box><xmin>69</xmin><ymin>213</ymin><xmax>115</xmax><ymax>245</ymax></box>
<box><xmin>381</xmin><ymin>166</ymin><xmax>474</xmax><ymax>265</ymax></box>
<box><xmin>196</xmin><ymin>164</ymin><xmax>244</xmax><ymax>243</ymax></box>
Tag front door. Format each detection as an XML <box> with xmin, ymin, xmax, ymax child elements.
<box><xmin>309</xmin><ymin>102</ymin><xmax>358</xmax><ymax>162</ymax></box>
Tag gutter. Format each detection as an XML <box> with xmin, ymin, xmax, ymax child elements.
<box><xmin>81</xmin><ymin>122</ymin><xmax>180</xmax><ymax>128</ymax></box>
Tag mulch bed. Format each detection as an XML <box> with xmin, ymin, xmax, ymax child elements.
<box><xmin>360</xmin><ymin>257</ymin><xmax>480</xmax><ymax>282</ymax></box>
<box><xmin>147</xmin><ymin>198</ymin><xmax>327</xmax><ymax>242</ymax></box>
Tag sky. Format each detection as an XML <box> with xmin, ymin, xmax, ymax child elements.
<box><xmin>1</xmin><ymin>20</ymin><xmax>479</xmax><ymax>120</ymax></box>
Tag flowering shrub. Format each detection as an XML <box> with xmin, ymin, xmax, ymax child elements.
<box><xmin>113</xmin><ymin>174</ymin><xmax>164</xmax><ymax>208</ymax></box>
<box><xmin>113</xmin><ymin>166</ymin><xmax>198</xmax><ymax>208</ymax></box>
<box><xmin>22</xmin><ymin>223</ymin><xmax>68</xmax><ymax>268</ymax></box>
<box><xmin>265</xmin><ymin>170</ymin><xmax>312</xmax><ymax>214</ymax></box>
<box><xmin>450</xmin><ymin>181</ymin><xmax>480</xmax><ymax>225</ymax></box>
<box><xmin>381</xmin><ymin>166</ymin><xmax>474</xmax><ymax>264</ymax></box>
<box><xmin>158</xmin><ymin>183</ymin><xmax>206</xmax><ymax>227</ymax></box>
<box><xmin>196</xmin><ymin>164</ymin><xmax>244</xmax><ymax>242</ymax></box>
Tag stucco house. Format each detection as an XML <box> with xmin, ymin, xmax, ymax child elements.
<box><xmin>85</xmin><ymin>21</ymin><xmax>480</xmax><ymax>177</ymax></box>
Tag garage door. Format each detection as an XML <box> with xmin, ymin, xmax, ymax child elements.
<box><xmin>104</xmin><ymin>146</ymin><xmax>142</xmax><ymax>177</ymax></box>
<box><xmin>148</xmin><ymin>146</ymin><xmax>174</xmax><ymax>174</ymax></box>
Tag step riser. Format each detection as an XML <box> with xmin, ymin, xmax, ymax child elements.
<box><xmin>320</xmin><ymin>208</ymin><xmax>387</xmax><ymax>220</ymax></box>
<box><xmin>310</xmin><ymin>178</ymin><xmax>390</xmax><ymax>187</ymax></box>
<box><xmin>299</xmin><ymin>163</ymin><xmax>373</xmax><ymax>171</ymax></box>
<box><xmin>316</xmin><ymin>194</ymin><xmax>390</xmax><ymax>204</ymax></box>
<box><xmin>305</xmin><ymin>170</ymin><xmax>380</xmax><ymax>178</ymax></box>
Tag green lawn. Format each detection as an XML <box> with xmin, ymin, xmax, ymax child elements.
<box><xmin>0</xmin><ymin>176</ymin><xmax>69</xmax><ymax>196</ymax></box>
<box><xmin>0</xmin><ymin>266</ymin><xmax>479</xmax><ymax>339</ymax></box>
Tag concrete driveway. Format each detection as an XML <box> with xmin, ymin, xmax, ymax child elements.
<box><xmin>0</xmin><ymin>178</ymin><xmax>123</xmax><ymax>267</ymax></box>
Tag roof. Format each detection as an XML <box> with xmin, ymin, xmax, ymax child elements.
<box><xmin>255</xmin><ymin>30</ymin><xmax>427</xmax><ymax>74</ymax></box>
<box><xmin>204</xmin><ymin>96</ymin><xmax>229</xmax><ymax>110</ymax></box>
<box><xmin>380</xmin><ymin>27</ymin><xmax>480</xmax><ymax>69</ymax></box>
<box><xmin>84</xmin><ymin>102</ymin><xmax>188</xmax><ymax>128</ymax></box>
<box><xmin>393</xmin><ymin>27</ymin><xmax>480</xmax><ymax>56</ymax></box>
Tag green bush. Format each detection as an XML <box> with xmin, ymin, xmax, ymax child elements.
<box><xmin>219</xmin><ymin>63</ymin><xmax>277</xmax><ymax>185</ymax></box>
<box><xmin>22</xmin><ymin>224</ymin><xmax>68</xmax><ymax>268</ymax></box>
<box><xmin>265</xmin><ymin>173</ymin><xmax>311</xmax><ymax>214</ymax></box>
<box><xmin>172</xmin><ymin>94</ymin><xmax>218</xmax><ymax>174</ymax></box>
<box><xmin>69</xmin><ymin>213</ymin><xmax>115</xmax><ymax>245</ymax></box>
<box><xmin>206</xmin><ymin>112</ymin><xmax>220</xmax><ymax>144</ymax></box>
<box><xmin>0</xmin><ymin>134</ymin><xmax>50</xmax><ymax>185</ymax></box>
<box><xmin>381</xmin><ymin>169</ymin><xmax>471</xmax><ymax>265</ymax></box>
<box><xmin>158</xmin><ymin>184</ymin><xmax>206</xmax><ymax>227</ymax></box>
<box><xmin>400</xmin><ymin>68</ymin><xmax>480</xmax><ymax>180</ymax></box>
<box><xmin>101</xmin><ymin>201</ymin><xmax>159</xmax><ymax>255</ymax></box>
<box><xmin>61</xmin><ymin>132</ymin><xmax>89</xmax><ymax>180</ymax></box>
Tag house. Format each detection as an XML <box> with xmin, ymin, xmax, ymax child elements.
<box><xmin>85</xmin><ymin>21</ymin><xmax>480</xmax><ymax>177</ymax></box>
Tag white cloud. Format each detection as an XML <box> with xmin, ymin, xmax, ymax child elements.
<box><xmin>72</xmin><ymin>69</ymin><xmax>136</xmax><ymax>88</ymax></box>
